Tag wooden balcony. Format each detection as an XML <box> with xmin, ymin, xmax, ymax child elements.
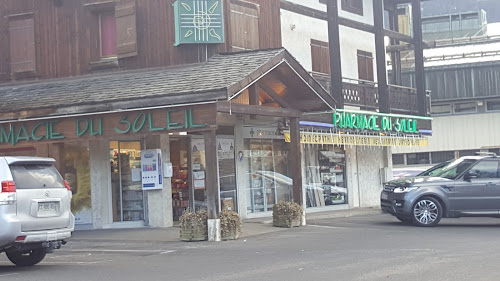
<box><xmin>312</xmin><ymin>73</ymin><xmax>431</xmax><ymax>116</ymax></box>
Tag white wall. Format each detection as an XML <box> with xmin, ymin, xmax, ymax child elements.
<box><xmin>393</xmin><ymin>112</ymin><xmax>500</xmax><ymax>154</ymax></box>
<box><xmin>346</xmin><ymin>146</ymin><xmax>391</xmax><ymax>208</ymax></box>
<box><xmin>281</xmin><ymin>0</ymin><xmax>377</xmax><ymax>81</ymax></box>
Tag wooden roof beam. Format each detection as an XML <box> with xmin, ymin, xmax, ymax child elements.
<box><xmin>258</xmin><ymin>83</ymin><xmax>291</xmax><ymax>108</ymax></box>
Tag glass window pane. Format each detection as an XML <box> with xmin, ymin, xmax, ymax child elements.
<box><xmin>10</xmin><ymin>165</ymin><xmax>64</xmax><ymax>189</ymax></box>
<box><xmin>218</xmin><ymin>138</ymin><xmax>237</xmax><ymax>212</ymax></box>
<box><xmin>407</xmin><ymin>153</ymin><xmax>430</xmax><ymax>165</ymax></box>
<box><xmin>100</xmin><ymin>13</ymin><xmax>116</xmax><ymax>56</ymax></box>
<box><xmin>431</xmin><ymin>151</ymin><xmax>455</xmax><ymax>164</ymax></box>
<box><xmin>470</xmin><ymin>161</ymin><xmax>499</xmax><ymax>179</ymax></box>
<box><xmin>392</xmin><ymin>154</ymin><xmax>405</xmax><ymax>165</ymax></box>
<box><xmin>431</xmin><ymin>104</ymin><xmax>451</xmax><ymax>115</ymax></box>
<box><xmin>486</xmin><ymin>100</ymin><xmax>500</xmax><ymax>111</ymax></box>
<box><xmin>459</xmin><ymin>150</ymin><xmax>480</xmax><ymax>157</ymax></box>
<box><xmin>454</xmin><ymin>102</ymin><xmax>476</xmax><ymax>113</ymax></box>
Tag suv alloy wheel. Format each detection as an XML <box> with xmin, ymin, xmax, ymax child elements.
<box><xmin>412</xmin><ymin>197</ymin><xmax>443</xmax><ymax>227</ymax></box>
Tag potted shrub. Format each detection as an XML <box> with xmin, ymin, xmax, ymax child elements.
<box><xmin>179</xmin><ymin>210</ymin><xmax>208</xmax><ymax>241</ymax></box>
<box><xmin>273</xmin><ymin>201</ymin><xmax>303</xmax><ymax>228</ymax></box>
<box><xmin>220</xmin><ymin>209</ymin><xmax>242</xmax><ymax>240</ymax></box>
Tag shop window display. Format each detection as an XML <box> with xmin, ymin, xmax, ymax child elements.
<box><xmin>304</xmin><ymin>146</ymin><xmax>347</xmax><ymax>208</ymax></box>
<box><xmin>110</xmin><ymin>141</ymin><xmax>144</xmax><ymax>222</ymax></box>
<box><xmin>62</xmin><ymin>143</ymin><xmax>92</xmax><ymax>225</ymax></box>
<box><xmin>245</xmin><ymin>139</ymin><xmax>291</xmax><ymax>214</ymax></box>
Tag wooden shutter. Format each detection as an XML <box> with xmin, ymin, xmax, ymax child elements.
<box><xmin>9</xmin><ymin>18</ymin><xmax>36</xmax><ymax>73</ymax></box>
<box><xmin>115</xmin><ymin>1</ymin><xmax>137</xmax><ymax>58</ymax></box>
<box><xmin>357</xmin><ymin>50</ymin><xmax>374</xmax><ymax>81</ymax></box>
<box><xmin>230</xmin><ymin>2</ymin><xmax>259</xmax><ymax>51</ymax></box>
<box><xmin>311</xmin><ymin>39</ymin><xmax>330</xmax><ymax>74</ymax></box>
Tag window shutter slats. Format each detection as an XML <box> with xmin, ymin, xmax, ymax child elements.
<box><xmin>115</xmin><ymin>1</ymin><xmax>137</xmax><ymax>58</ymax></box>
<box><xmin>230</xmin><ymin>3</ymin><xmax>260</xmax><ymax>51</ymax></box>
<box><xmin>9</xmin><ymin>18</ymin><xmax>36</xmax><ymax>73</ymax></box>
<box><xmin>311</xmin><ymin>39</ymin><xmax>330</xmax><ymax>75</ymax></box>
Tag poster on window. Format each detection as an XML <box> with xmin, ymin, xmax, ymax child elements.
<box><xmin>217</xmin><ymin>138</ymin><xmax>234</xmax><ymax>160</ymax></box>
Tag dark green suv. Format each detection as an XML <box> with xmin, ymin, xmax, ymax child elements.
<box><xmin>381</xmin><ymin>154</ymin><xmax>500</xmax><ymax>226</ymax></box>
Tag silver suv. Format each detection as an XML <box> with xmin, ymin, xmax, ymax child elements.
<box><xmin>0</xmin><ymin>156</ymin><xmax>74</xmax><ymax>266</ymax></box>
<box><xmin>381</xmin><ymin>154</ymin><xmax>500</xmax><ymax>226</ymax></box>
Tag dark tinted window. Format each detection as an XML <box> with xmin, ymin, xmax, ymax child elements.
<box><xmin>435</xmin><ymin>159</ymin><xmax>476</xmax><ymax>179</ymax></box>
<box><xmin>392</xmin><ymin>154</ymin><xmax>405</xmax><ymax>165</ymax></box>
<box><xmin>407</xmin><ymin>153</ymin><xmax>430</xmax><ymax>165</ymax></box>
<box><xmin>431</xmin><ymin>151</ymin><xmax>455</xmax><ymax>163</ymax></box>
<box><xmin>486</xmin><ymin>100</ymin><xmax>500</xmax><ymax>111</ymax></box>
<box><xmin>10</xmin><ymin>164</ymin><xmax>64</xmax><ymax>189</ymax></box>
<box><xmin>469</xmin><ymin>161</ymin><xmax>500</xmax><ymax>179</ymax></box>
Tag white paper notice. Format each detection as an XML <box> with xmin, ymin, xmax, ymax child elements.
<box><xmin>193</xmin><ymin>171</ymin><xmax>205</xmax><ymax>180</ymax></box>
<box><xmin>132</xmin><ymin>168</ymin><xmax>141</xmax><ymax>182</ymax></box>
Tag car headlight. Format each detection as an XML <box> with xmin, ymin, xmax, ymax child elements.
<box><xmin>393</xmin><ymin>186</ymin><xmax>419</xmax><ymax>193</ymax></box>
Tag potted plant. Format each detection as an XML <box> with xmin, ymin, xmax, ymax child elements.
<box><xmin>273</xmin><ymin>201</ymin><xmax>303</xmax><ymax>228</ymax></box>
<box><xmin>179</xmin><ymin>210</ymin><xmax>208</xmax><ymax>241</ymax></box>
<box><xmin>220</xmin><ymin>209</ymin><xmax>242</xmax><ymax>240</ymax></box>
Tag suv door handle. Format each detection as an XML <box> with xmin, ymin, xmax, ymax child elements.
<box><xmin>441</xmin><ymin>185</ymin><xmax>453</xmax><ymax>190</ymax></box>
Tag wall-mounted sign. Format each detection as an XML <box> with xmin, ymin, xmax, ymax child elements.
<box><xmin>0</xmin><ymin>104</ymin><xmax>216</xmax><ymax>147</ymax></box>
<box><xmin>242</xmin><ymin>127</ymin><xmax>284</xmax><ymax>139</ymax></box>
<box><xmin>332</xmin><ymin>109</ymin><xmax>432</xmax><ymax>134</ymax></box>
<box><xmin>173</xmin><ymin>0</ymin><xmax>225</xmax><ymax>46</ymax></box>
<box><xmin>284</xmin><ymin>131</ymin><xmax>429</xmax><ymax>147</ymax></box>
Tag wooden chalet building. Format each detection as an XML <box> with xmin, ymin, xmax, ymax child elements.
<box><xmin>0</xmin><ymin>0</ymin><xmax>431</xmax><ymax>240</ymax></box>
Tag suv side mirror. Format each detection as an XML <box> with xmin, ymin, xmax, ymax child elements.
<box><xmin>464</xmin><ymin>171</ymin><xmax>478</xmax><ymax>181</ymax></box>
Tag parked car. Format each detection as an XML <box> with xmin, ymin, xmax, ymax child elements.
<box><xmin>392</xmin><ymin>161</ymin><xmax>451</xmax><ymax>180</ymax></box>
<box><xmin>381</xmin><ymin>153</ymin><xmax>500</xmax><ymax>226</ymax></box>
<box><xmin>0</xmin><ymin>157</ymin><xmax>74</xmax><ymax>266</ymax></box>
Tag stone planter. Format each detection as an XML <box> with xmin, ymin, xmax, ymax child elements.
<box><xmin>220</xmin><ymin>210</ymin><xmax>242</xmax><ymax>241</ymax></box>
<box><xmin>272</xmin><ymin>215</ymin><xmax>301</xmax><ymax>228</ymax></box>
<box><xmin>180</xmin><ymin>223</ymin><xmax>208</xmax><ymax>242</ymax></box>
<box><xmin>221</xmin><ymin>226</ymin><xmax>240</xmax><ymax>241</ymax></box>
<box><xmin>272</xmin><ymin>201</ymin><xmax>303</xmax><ymax>228</ymax></box>
<box><xmin>179</xmin><ymin>211</ymin><xmax>208</xmax><ymax>242</ymax></box>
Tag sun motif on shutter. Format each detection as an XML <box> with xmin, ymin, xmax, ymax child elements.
<box><xmin>174</xmin><ymin>0</ymin><xmax>225</xmax><ymax>46</ymax></box>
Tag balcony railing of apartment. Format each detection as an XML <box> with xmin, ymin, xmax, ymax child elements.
<box><xmin>311</xmin><ymin>72</ymin><xmax>431</xmax><ymax>116</ymax></box>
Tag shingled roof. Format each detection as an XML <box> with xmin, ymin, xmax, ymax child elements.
<box><xmin>0</xmin><ymin>48</ymin><xmax>333</xmax><ymax>120</ymax></box>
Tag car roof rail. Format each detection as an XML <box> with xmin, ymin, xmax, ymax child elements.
<box><xmin>475</xmin><ymin>152</ymin><xmax>497</xmax><ymax>157</ymax></box>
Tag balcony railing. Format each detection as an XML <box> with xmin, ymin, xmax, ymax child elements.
<box><xmin>312</xmin><ymin>72</ymin><xmax>431</xmax><ymax>116</ymax></box>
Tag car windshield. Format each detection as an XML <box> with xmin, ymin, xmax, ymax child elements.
<box><xmin>418</xmin><ymin>161</ymin><xmax>450</xmax><ymax>177</ymax></box>
<box><xmin>431</xmin><ymin>158</ymin><xmax>477</xmax><ymax>179</ymax></box>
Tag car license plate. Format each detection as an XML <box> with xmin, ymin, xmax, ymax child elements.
<box><xmin>38</xmin><ymin>202</ymin><xmax>57</xmax><ymax>215</ymax></box>
<box><xmin>381</xmin><ymin>193</ymin><xmax>389</xmax><ymax>200</ymax></box>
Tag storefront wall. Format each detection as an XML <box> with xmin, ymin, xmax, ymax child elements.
<box><xmin>345</xmin><ymin>146</ymin><xmax>392</xmax><ymax>208</ymax></box>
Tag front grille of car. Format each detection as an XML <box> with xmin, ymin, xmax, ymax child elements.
<box><xmin>384</xmin><ymin>185</ymin><xmax>395</xmax><ymax>192</ymax></box>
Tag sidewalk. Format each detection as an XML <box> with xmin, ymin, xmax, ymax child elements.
<box><xmin>71</xmin><ymin>207</ymin><xmax>381</xmax><ymax>243</ymax></box>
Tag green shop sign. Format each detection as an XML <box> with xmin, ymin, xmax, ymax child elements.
<box><xmin>333</xmin><ymin>109</ymin><xmax>432</xmax><ymax>134</ymax></box>
<box><xmin>0</xmin><ymin>106</ymin><xmax>212</xmax><ymax>147</ymax></box>
<box><xmin>173</xmin><ymin>0</ymin><xmax>224</xmax><ymax>46</ymax></box>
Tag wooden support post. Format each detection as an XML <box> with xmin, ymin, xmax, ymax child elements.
<box><xmin>204</xmin><ymin>130</ymin><xmax>220</xmax><ymax>241</ymax></box>
<box><xmin>249</xmin><ymin>84</ymin><xmax>259</xmax><ymax>119</ymax></box>
<box><xmin>388</xmin><ymin>3</ymin><xmax>402</xmax><ymax>85</ymax></box>
<box><xmin>412</xmin><ymin>0</ymin><xmax>427</xmax><ymax>116</ymax></box>
<box><xmin>373</xmin><ymin>0</ymin><xmax>389</xmax><ymax>113</ymax></box>
<box><xmin>326</xmin><ymin>0</ymin><xmax>344</xmax><ymax>107</ymax></box>
<box><xmin>204</xmin><ymin>130</ymin><xmax>219</xmax><ymax>220</ymax></box>
<box><xmin>289</xmin><ymin>117</ymin><xmax>303</xmax><ymax>207</ymax></box>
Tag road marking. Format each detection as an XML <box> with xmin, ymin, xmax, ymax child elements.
<box><xmin>64</xmin><ymin>249</ymin><xmax>175</xmax><ymax>254</ymax></box>
<box><xmin>42</xmin><ymin>260</ymin><xmax>114</xmax><ymax>265</ymax></box>
<box><xmin>308</xmin><ymin>224</ymin><xmax>348</xmax><ymax>229</ymax></box>
<box><xmin>160</xmin><ymin>250</ymin><xmax>177</xmax><ymax>255</ymax></box>
<box><xmin>0</xmin><ymin>273</ymin><xmax>19</xmax><ymax>277</ymax></box>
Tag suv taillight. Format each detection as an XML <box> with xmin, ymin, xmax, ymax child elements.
<box><xmin>0</xmin><ymin>180</ymin><xmax>16</xmax><ymax>205</ymax></box>
<box><xmin>63</xmin><ymin>180</ymin><xmax>71</xmax><ymax>191</ymax></box>
<box><xmin>1</xmin><ymin>181</ymin><xmax>16</xmax><ymax>193</ymax></box>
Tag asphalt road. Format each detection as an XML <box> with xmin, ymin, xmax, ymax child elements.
<box><xmin>2</xmin><ymin>214</ymin><xmax>500</xmax><ymax>281</ymax></box>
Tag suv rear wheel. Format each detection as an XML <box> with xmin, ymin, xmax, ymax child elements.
<box><xmin>6</xmin><ymin>248</ymin><xmax>47</xmax><ymax>267</ymax></box>
<box><xmin>412</xmin><ymin>197</ymin><xmax>442</xmax><ymax>227</ymax></box>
